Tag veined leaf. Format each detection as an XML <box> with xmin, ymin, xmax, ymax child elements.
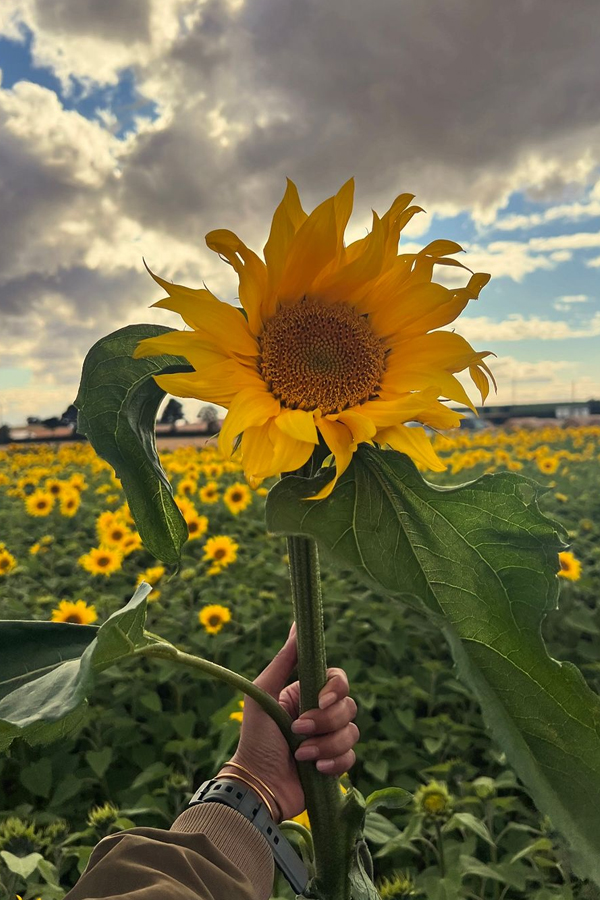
<box><xmin>75</xmin><ymin>324</ymin><xmax>191</xmax><ymax>565</ymax></box>
<box><xmin>266</xmin><ymin>445</ymin><xmax>600</xmax><ymax>884</ymax></box>
<box><xmin>0</xmin><ymin>584</ymin><xmax>154</xmax><ymax>751</ymax></box>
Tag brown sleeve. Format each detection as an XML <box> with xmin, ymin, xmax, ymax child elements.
<box><xmin>64</xmin><ymin>803</ymin><xmax>274</xmax><ymax>900</ymax></box>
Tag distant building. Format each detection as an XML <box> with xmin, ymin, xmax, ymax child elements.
<box><xmin>454</xmin><ymin>399</ymin><xmax>600</xmax><ymax>426</ymax></box>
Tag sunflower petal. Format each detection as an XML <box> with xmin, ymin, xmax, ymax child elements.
<box><xmin>269</xmin><ymin>420</ymin><xmax>315</xmax><ymax>473</ymax></box>
<box><xmin>274</xmin><ymin>408</ymin><xmax>319</xmax><ymax>444</ymax></box>
<box><xmin>277</xmin><ymin>196</ymin><xmax>338</xmax><ymax>301</ymax></box>
<box><xmin>219</xmin><ymin>387</ymin><xmax>280</xmax><ymax>457</ymax></box>
<box><xmin>309</xmin><ymin>418</ymin><xmax>354</xmax><ymax>501</ymax></box>
<box><xmin>314</xmin><ymin>212</ymin><xmax>385</xmax><ymax>302</ymax></box>
<box><xmin>377</xmin><ymin>424</ymin><xmax>446</xmax><ymax>472</ymax></box>
<box><xmin>155</xmin><ymin>360</ymin><xmax>260</xmax><ymax>407</ymax></box>
<box><xmin>205</xmin><ymin>229</ymin><xmax>268</xmax><ymax>334</ymax></box>
<box><xmin>263</xmin><ymin>180</ymin><xmax>307</xmax><ymax>304</ymax></box>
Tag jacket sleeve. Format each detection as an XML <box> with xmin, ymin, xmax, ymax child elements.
<box><xmin>64</xmin><ymin>803</ymin><xmax>275</xmax><ymax>900</ymax></box>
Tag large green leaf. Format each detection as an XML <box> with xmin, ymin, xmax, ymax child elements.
<box><xmin>75</xmin><ymin>324</ymin><xmax>191</xmax><ymax>565</ymax></box>
<box><xmin>266</xmin><ymin>446</ymin><xmax>600</xmax><ymax>884</ymax></box>
<box><xmin>0</xmin><ymin>584</ymin><xmax>154</xmax><ymax>752</ymax></box>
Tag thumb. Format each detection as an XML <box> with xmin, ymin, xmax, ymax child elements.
<box><xmin>254</xmin><ymin>622</ymin><xmax>297</xmax><ymax>697</ymax></box>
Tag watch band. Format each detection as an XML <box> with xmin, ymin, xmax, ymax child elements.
<box><xmin>189</xmin><ymin>777</ymin><xmax>309</xmax><ymax>896</ymax></box>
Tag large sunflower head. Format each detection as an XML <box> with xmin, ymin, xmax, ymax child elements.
<box><xmin>135</xmin><ymin>181</ymin><xmax>494</xmax><ymax>498</ymax></box>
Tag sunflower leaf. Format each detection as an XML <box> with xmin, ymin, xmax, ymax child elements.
<box><xmin>74</xmin><ymin>324</ymin><xmax>192</xmax><ymax>565</ymax></box>
<box><xmin>266</xmin><ymin>445</ymin><xmax>600</xmax><ymax>885</ymax></box>
<box><xmin>0</xmin><ymin>584</ymin><xmax>154</xmax><ymax>751</ymax></box>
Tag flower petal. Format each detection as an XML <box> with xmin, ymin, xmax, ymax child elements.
<box><xmin>269</xmin><ymin>420</ymin><xmax>315</xmax><ymax>474</ymax></box>
<box><xmin>309</xmin><ymin>417</ymin><xmax>355</xmax><ymax>501</ymax></box>
<box><xmin>264</xmin><ymin>178</ymin><xmax>308</xmax><ymax>290</ymax></box>
<box><xmin>274</xmin><ymin>408</ymin><xmax>320</xmax><ymax>444</ymax></box>
<box><xmin>219</xmin><ymin>387</ymin><xmax>280</xmax><ymax>457</ymax></box>
<box><xmin>313</xmin><ymin>212</ymin><xmax>385</xmax><ymax>303</ymax></box>
<box><xmin>376</xmin><ymin>424</ymin><xmax>446</xmax><ymax>472</ymax></box>
<box><xmin>155</xmin><ymin>360</ymin><xmax>261</xmax><ymax>407</ymax></box>
<box><xmin>277</xmin><ymin>195</ymin><xmax>339</xmax><ymax>302</ymax></box>
<box><xmin>205</xmin><ymin>229</ymin><xmax>268</xmax><ymax>334</ymax></box>
<box><xmin>146</xmin><ymin>268</ymin><xmax>259</xmax><ymax>359</ymax></box>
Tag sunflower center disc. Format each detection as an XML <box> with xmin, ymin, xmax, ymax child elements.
<box><xmin>259</xmin><ymin>300</ymin><xmax>386</xmax><ymax>414</ymax></box>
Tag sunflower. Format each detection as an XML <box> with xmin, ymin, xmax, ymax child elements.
<box><xmin>25</xmin><ymin>490</ymin><xmax>55</xmax><ymax>517</ymax></box>
<box><xmin>557</xmin><ymin>551</ymin><xmax>582</xmax><ymax>581</ymax></box>
<box><xmin>178</xmin><ymin>477</ymin><xmax>198</xmax><ymax>497</ymax></box>
<box><xmin>99</xmin><ymin>521</ymin><xmax>131</xmax><ymax>548</ymax></box>
<box><xmin>51</xmin><ymin>599</ymin><xmax>98</xmax><ymax>625</ymax></box>
<box><xmin>60</xmin><ymin>488</ymin><xmax>81</xmax><ymax>517</ymax></box>
<box><xmin>69</xmin><ymin>473</ymin><xmax>88</xmax><ymax>492</ymax></box>
<box><xmin>537</xmin><ymin>456</ymin><xmax>560</xmax><ymax>475</ymax></box>
<box><xmin>199</xmin><ymin>481</ymin><xmax>220</xmax><ymax>504</ymax></box>
<box><xmin>0</xmin><ymin>547</ymin><xmax>17</xmax><ymax>576</ymax></box>
<box><xmin>198</xmin><ymin>603</ymin><xmax>231</xmax><ymax>634</ymax></box>
<box><xmin>79</xmin><ymin>546</ymin><xmax>124</xmax><ymax>577</ymax></box>
<box><xmin>187</xmin><ymin>514</ymin><xmax>209</xmax><ymax>540</ymax></box>
<box><xmin>203</xmin><ymin>535</ymin><xmax>239</xmax><ymax>567</ymax></box>
<box><xmin>223</xmin><ymin>482</ymin><xmax>252</xmax><ymax>515</ymax></box>
<box><xmin>45</xmin><ymin>478</ymin><xmax>65</xmax><ymax>497</ymax></box>
<box><xmin>135</xmin><ymin>180</ymin><xmax>493</xmax><ymax>498</ymax></box>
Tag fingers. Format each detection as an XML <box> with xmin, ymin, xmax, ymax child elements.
<box><xmin>294</xmin><ymin>722</ymin><xmax>360</xmax><ymax>766</ymax></box>
<box><xmin>292</xmin><ymin>696</ymin><xmax>357</xmax><ymax>735</ymax></box>
<box><xmin>316</xmin><ymin>749</ymin><xmax>356</xmax><ymax>776</ymax></box>
<box><xmin>318</xmin><ymin>667</ymin><xmax>349</xmax><ymax>709</ymax></box>
<box><xmin>253</xmin><ymin>626</ymin><xmax>298</xmax><ymax>698</ymax></box>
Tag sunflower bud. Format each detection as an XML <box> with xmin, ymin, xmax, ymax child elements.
<box><xmin>414</xmin><ymin>780</ymin><xmax>453</xmax><ymax>819</ymax></box>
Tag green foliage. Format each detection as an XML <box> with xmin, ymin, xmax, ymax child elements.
<box><xmin>0</xmin><ymin>585</ymin><xmax>153</xmax><ymax>752</ymax></box>
<box><xmin>1</xmin><ymin>430</ymin><xmax>600</xmax><ymax>899</ymax></box>
<box><xmin>74</xmin><ymin>325</ymin><xmax>190</xmax><ymax>565</ymax></box>
<box><xmin>267</xmin><ymin>445</ymin><xmax>600</xmax><ymax>884</ymax></box>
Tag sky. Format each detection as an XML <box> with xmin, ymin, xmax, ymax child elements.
<box><xmin>1</xmin><ymin>0</ymin><xmax>600</xmax><ymax>425</ymax></box>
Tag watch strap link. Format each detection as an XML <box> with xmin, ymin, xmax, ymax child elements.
<box><xmin>189</xmin><ymin>777</ymin><xmax>309</xmax><ymax>896</ymax></box>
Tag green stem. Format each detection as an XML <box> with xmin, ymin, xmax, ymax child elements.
<box><xmin>133</xmin><ymin>642</ymin><xmax>299</xmax><ymax>753</ymax></box>
<box><xmin>286</xmin><ymin>532</ymin><xmax>351</xmax><ymax>900</ymax></box>
<box><xmin>435</xmin><ymin>820</ymin><xmax>446</xmax><ymax>878</ymax></box>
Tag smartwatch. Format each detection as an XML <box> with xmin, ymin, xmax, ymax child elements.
<box><xmin>189</xmin><ymin>777</ymin><xmax>309</xmax><ymax>895</ymax></box>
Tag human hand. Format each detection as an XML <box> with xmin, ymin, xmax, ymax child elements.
<box><xmin>218</xmin><ymin>623</ymin><xmax>359</xmax><ymax>822</ymax></box>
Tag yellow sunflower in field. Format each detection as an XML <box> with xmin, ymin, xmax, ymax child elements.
<box><xmin>186</xmin><ymin>514</ymin><xmax>209</xmax><ymax>540</ymax></box>
<box><xmin>203</xmin><ymin>535</ymin><xmax>239</xmax><ymax>567</ymax></box>
<box><xmin>135</xmin><ymin>180</ymin><xmax>493</xmax><ymax>498</ymax></box>
<box><xmin>51</xmin><ymin>599</ymin><xmax>98</xmax><ymax>625</ymax></box>
<box><xmin>60</xmin><ymin>488</ymin><xmax>81</xmax><ymax>517</ymax></box>
<box><xmin>537</xmin><ymin>456</ymin><xmax>560</xmax><ymax>475</ymax></box>
<box><xmin>223</xmin><ymin>482</ymin><xmax>252</xmax><ymax>515</ymax></box>
<box><xmin>557</xmin><ymin>551</ymin><xmax>582</xmax><ymax>581</ymax></box>
<box><xmin>199</xmin><ymin>481</ymin><xmax>220</xmax><ymax>504</ymax></box>
<box><xmin>0</xmin><ymin>546</ymin><xmax>17</xmax><ymax>576</ymax></box>
<box><xmin>198</xmin><ymin>603</ymin><xmax>231</xmax><ymax>634</ymax></box>
<box><xmin>25</xmin><ymin>490</ymin><xmax>55</xmax><ymax>517</ymax></box>
<box><xmin>78</xmin><ymin>546</ymin><xmax>124</xmax><ymax>577</ymax></box>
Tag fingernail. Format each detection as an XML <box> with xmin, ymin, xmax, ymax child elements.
<box><xmin>295</xmin><ymin>744</ymin><xmax>319</xmax><ymax>761</ymax></box>
<box><xmin>319</xmin><ymin>691</ymin><xmax>336</xmax><ymax>709</ymax></box>
<box><xmin>291</xmin><ymin>718</ymin><xmax>315</xmax><ymax>734</ymax></box>
<box><xmin>316</xmin><ymin>758</ymin><xmax>335</xmax><ymax>772</ymax></box>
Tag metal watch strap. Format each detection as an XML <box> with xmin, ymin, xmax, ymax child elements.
<box><xmin>189</xmin><ymin>777</ymin><xmax>309</xmax><ymax>896</ymax></box>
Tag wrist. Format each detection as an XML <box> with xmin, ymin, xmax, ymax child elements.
<box><xmin>218</xmin><ymin>763</ymin><xmax>283</xmax><ymax>823</ymax></box>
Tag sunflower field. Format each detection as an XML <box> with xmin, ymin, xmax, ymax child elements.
<box><xmin>1</xmin><ymin>425</ymin><xmax>599</xmax><ymax>900</ymax></box>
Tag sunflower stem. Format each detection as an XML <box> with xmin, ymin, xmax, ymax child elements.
<box><xmin>133</xmin><ymin>642</ymin><xmax>298</xmax><ymax>752</ymax></box>
<box><xmin>286</xmin><ymin>524</ymin><xmax>351</xmax><ymax>900</ymax></box>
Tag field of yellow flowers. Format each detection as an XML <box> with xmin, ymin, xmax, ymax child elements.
<box><xmin>1</xmin><ymin>426</ymin><xmax>599</xmax><ymax>900</ymax></box>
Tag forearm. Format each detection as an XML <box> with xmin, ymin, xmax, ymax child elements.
<box><xmin>64</xmin><ymin>804</ymin><xmax>274</xmax><ymax>900</ymax></box>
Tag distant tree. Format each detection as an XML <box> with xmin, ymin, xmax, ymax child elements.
<box><xmin>27</xmin><ymin>416</ymin><xmax>41</xmax><ymax>425</ymax></box>
<box><xmin>41</xmin><ymin>416</ymin><xmax>62</xmax><ymax>431</ymax></box>
<box><xmin>60</xmin><ymin>404</ymin><xmax>78</xmax><ymax>427</ymax></box>
<box><xmin>0</xmin><ymin>425</ymin><xmax>10</xmax><ymax>445</ymax></box>
<box><xmin>159</xmin><ymin>399</ymin><xmax>185</xmax><ymax>428</ymax></box>
<box><xmin>198</xmin><ymin>404</ymin><xmax>221</xmax><ymax>433</ymax></box>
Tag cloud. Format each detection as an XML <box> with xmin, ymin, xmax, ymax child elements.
<box><xmin>553</xmin><ymin>294</ymin><xmax>589</xmax><ymax>311</ymax></box>
<box><xmin>453</xmin><ymin>312</ymin><xmax>600</xmax><ymax>342</ymax></box>
<box><xmin>3</xmin><ymin>0</ymin><xmax>600</xmax><ymax>420</ymax></box>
